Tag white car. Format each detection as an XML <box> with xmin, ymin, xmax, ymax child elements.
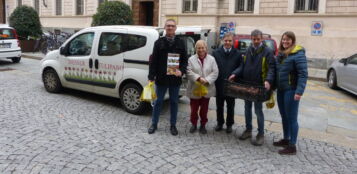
<box><xmin>327</xmin><ymin>53</ymin><xmax>357</xmax><ymax>95</ymax></box>
<box><xmin>0</xmin><ymin>25</ymin><xmax>21</xmax><ymax>63</ymax></box>
<box><xmin>41</xmin><ymin>25</ymin><xmax>209</xmax><ymax>114</ymax></box>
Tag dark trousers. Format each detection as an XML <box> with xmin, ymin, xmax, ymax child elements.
<box><xmin>190</xmin><ymin>97</ymin><xmax>210</xmax><ymax>126</ymax></box>
<box><xmin>216</xmin><ymin>96</ymin><xmax>235</xmax><ymax>126</ymax></box>
<box><xmin>151</xmin><ymin>85</ymin><xmax>180</xmax><ymax>126</ymax></box>
<box><xmin>277</xmin><ymin>89</ymin><xmax>300</xmax><ymax>145</ymax></box>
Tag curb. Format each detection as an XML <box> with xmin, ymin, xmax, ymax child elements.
<box><xmin>22</xmin><ymin>53</ymin><xmax>43</xmax><ymax>60</ymax></box>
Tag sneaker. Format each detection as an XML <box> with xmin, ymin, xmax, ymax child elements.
<box><xmin>279</xmin><ymin>144</ymin><xmax>297</xmax><ymax>155</ymax></box>
<box><xmin>226</xmin><ymin>126</ymin><xmax>233</xmax><ymax>134</ymax></box>
<box><xmin>239</xmin><ymin>129</ymin><xmax>252</xmax><ymax>140</ymax></box>
<box><xmin>170</xmin><ymin>126</ymin><xmax>178</xmax><ymax>136</ymax></box>
<box><xmin>199</xmin><ymin>125</ymin><xmax>207</xmax><ymax>134</ymax></box>
<box><xmin>252</xmin><ymin>133</ymin><xmax>264</xmax><ymax>146</ymax></box>
<box><xmin>148</xmin><ymin>124</ymin><xmax>157</xmax><ymax>134</ymax></box>
<box><xmin>273</xmin><ymin>139</ymin><xmax>289</xmax><ymax>147</ymax></box>
<box><xmin>189</xmin><ymin>125</ymin><xmax>197</xmax><ymax>133</ymax></box>
<box><xmin>215</xmin><ymin>124</ymin><xmax>223</xmax><ymax>131</ymax></box>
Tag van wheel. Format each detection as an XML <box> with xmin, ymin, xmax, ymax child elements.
<box><xmin>328</xmin><ymin>69</ymin><xmax>338</xmax><ymax>89</ymax></box>
<box><xmin>120</xmin><ymin>83</ymin><xmax>149</xmax><ymax>115</ymax></box>
<box><xmin>12</xmin><ymin>57</ymin><xmax>21</xmax><ymax>63</ymax></box>
<box><xmin>42</xmin><ymin>69</ymin><xmax>62</xmax><ymax>93</ymax></box>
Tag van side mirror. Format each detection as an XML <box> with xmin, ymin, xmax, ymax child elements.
<box><xmin>59</xmin><ymin>46</ymin><xmax>67</xmax><ymax>56</ymax></box>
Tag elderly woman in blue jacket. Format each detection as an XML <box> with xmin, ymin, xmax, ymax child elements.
<box><xmin>273</xmin><ymin>31</ymin><xmax>308</xmax><ymax>155</ymax></box>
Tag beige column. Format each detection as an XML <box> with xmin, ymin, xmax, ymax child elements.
<box><xmin>228</xmin><ymin>0</ymin><xmax>235</xmax><ymax>14</ymax></box>
<box><xmin>254</xmin><ymin>0</ymin><xmax>260</xmax><ymax>14</ymax></box>
<box><xmin>287</xmin><ymin>0</ymin><xmax>294</xmax><ymax>14</ymax></box>
<box><xmin>318</xmin><ymin>0</ymin><xmax>326</xmax><ymax>14</ymax></box>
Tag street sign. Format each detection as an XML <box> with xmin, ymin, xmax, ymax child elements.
<box><xmin>311</xmin><ymin>21</ymin><xmax>323</xmax><ymax>36</ymax></box>
<box><xmin>219</xmin><ymin>22</ymin><xmax>236</xmax><ymax>38</ymax></box>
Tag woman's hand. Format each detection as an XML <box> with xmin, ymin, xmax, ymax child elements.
<box><xmin>199</xmin><ymin>77</ymin><xmax>208</xmax><ymax>85</ymax></box>
<box><xmin>294</xmin><ymin>94</ymin><xmax>302</xmax><ymax>101</ymax></box>
<box><xmin>175</xmin><ymin>70</ymin><xmax>182</xmax><ymax>77</ymax></box>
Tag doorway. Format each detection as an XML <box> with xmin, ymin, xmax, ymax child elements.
<box><xmin>139</xmin><ymin>1</ymin><xmax>153</xmax><ymax>26</ymax></box>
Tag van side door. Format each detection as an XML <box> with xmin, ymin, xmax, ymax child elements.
<box><xmin>91</xmin><ymin>29</ymin><xmax>127</xmax><ymax>96</ymax></box>
<box><xmin>59</xmin><ymin>31</ymin><xmax>96</xmax><ymax>92</ymax></box>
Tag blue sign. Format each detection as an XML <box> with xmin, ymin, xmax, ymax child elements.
<box><xmin>311</xmin><ymin>21</ymin><xmax>323</xmax><ymax>36</ymax></box>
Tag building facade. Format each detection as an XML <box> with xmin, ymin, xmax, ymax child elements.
<box><xmin>3</xmin><ymin>0</ymin><xmax>357</xmax><ymax>63</ymax></box>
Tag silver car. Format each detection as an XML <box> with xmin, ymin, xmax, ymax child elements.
<box><xmin>327</xmin><ymin>53</ymin><xmax>357</xmax><ymax>95</ymax></box>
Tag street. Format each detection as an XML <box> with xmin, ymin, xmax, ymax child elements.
<box><xmin>0</xmin><ymin>57</ymin><xmax>356</xmax><ymax>174</ymax></box>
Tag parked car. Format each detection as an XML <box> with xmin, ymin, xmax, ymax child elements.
<box><xmin>327</xmin><ymin>53</ymin><xmax>357</xmax><ymax>95</ymax></box>
<box><xmin>233</xmin><ymin>34</ymin><xmax>278</xmax><ymax>56</ymax></box>
<box><xmin>40</xmin><ymin>25</ymin><xmax>208</xmax><ymax>114</ymax></box>
<box><xmin>0</xmin><ymin>25</ymin><xmax>21</xmax><ymax>63</ymax></box>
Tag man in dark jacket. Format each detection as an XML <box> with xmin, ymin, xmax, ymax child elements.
<box><xmin>212</xmin><ymin>32</ymin><xmax>242</xmax><ymax>133</ymax></box>
<box><xmin>147</xmin><ymin>19</ymin><xmax>188</xmax><ymax>136</ymax></box>
<box><xmin>229</xmin><ymin>29</ymin><xmax>275</xmax><ymax>145</ymax></box>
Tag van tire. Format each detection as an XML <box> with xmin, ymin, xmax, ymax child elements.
<box><xmin>120</xmin><ymin>83</ymin><xmax>149</xmax><ymax>115</ymax></box>
<box><xmin>42</xmin><ymin>69</ymin><xmax>62</xmax><ymax>93</ymax></box>
<box><xmin>12</xmin><ymin>57</ymin><xmax>21</xmax><ymax>63</ymax></box>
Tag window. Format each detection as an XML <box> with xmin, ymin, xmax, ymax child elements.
<box><xmin>126</xmin><ymin>34</ymin><xmax>147</xmax><ymax>51</ymax></box>
<box><xmin>98</xmin><ymin>33</ymin><xmax>147</xmax><ymax>56</ymax></box>
<box><xmin>99</xmin><ymin>33</ymin><xmax>125</xmax><ymax>56</ymax></box>
<box><xmin>34</xmin><ymin>0</ymin><xmax>40</xmax><ymax>13</ymax></box>
<box><xmin>68</xmin><ymin>33</ymin><xmax>94</xmax><ymax>56</ymax></box>
<box><xmin>236</xmin><ymin>0</ymin><xmax>254</xmax><ymax>13</ymax></box>
<box><xmin>0</xmin><ymin>29</ymin><xmax>16</xmax><ymax>40</ymax></box>
<box><xmin>76</xmin><ymin>0</ymin><xmax>84</xmax><ymax>15</ymax></box>
<box><xmin>56</xmin><ymin>0</ymin><xmax>62</xmax><ymax>15</ymax></box>
<box><xmin>183</xmin><ymin>0</ymin><xmax>197</xmax><ymax>13</ymax></box>
<box><xmin>17</xmin><ymin>0</ymin><xmax>22</xmax><ymax>6</ymax></box>
<box><xmin>295</xmin><ymin>0</ymin><xmax>318</xmax><ymax>13</ymax></box>
<box><xmin>98</xmin><ymin>0</ymin><xmax>105</xmax><ymax>6</ymax></box>
<box><xmin>348</xmin><ymin>55</ymin><xmax>357</xmax><ymax>65</ymax></box>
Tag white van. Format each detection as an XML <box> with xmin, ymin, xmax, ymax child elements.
<box><xmin>41</xmin><ymin>25</ymin><xmax>209</xmax><ymax>114</ymax></box>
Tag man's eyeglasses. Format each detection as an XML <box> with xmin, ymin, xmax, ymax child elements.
<box><xmin>166</xmin><ymin>25</ymin><xmax>176</xmax><ymax>28</ymax></box>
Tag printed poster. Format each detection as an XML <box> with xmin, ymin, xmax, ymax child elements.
<box><xmin>167</xmin><ymin>53</ymin><xmax>180</xmax><ymax>75</ymax></box>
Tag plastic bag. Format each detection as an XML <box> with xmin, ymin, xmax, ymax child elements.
<box><xmin>265</xmin><ymin>92</ymin><xmax>275</xmax><ymax>109</ymax></box>
<box><xmin>140</xmin><ymin>82</ymin><xmax>157</xmax><ymax>102</ymax></box>
<box><xmin>193</xmin><ymin>81</ymin><xmax>208</xmax><ymax>97</ymax></box>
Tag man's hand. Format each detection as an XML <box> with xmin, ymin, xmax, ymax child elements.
<box><xmin>228</xmin><ymin>74</ymin><xmax>236</xmax><ymax>81</ymax></box>
<box><xmin>264</xmin><ymin>81</ymin><xmax>271</xmax><ymax>90</ymax></box>
<box><xmin>294</xmin><ymin>94</ymin><xmax>302</xmax><ymax>101</ymax></box>
<box><xmin>199</xmin><ymin>77</ymin><xmax>208</xmax><ymax>85</ymax></box>
<box><xmin>175</xmin><ymin>70</ymin><xmax>182</xmax><ymax>77</ymax></box>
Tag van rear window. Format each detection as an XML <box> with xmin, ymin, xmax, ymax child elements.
<box><xmin>0</xmin><ymin>29</ymin><xmax>16</xmax><ymax>40</ymax></box>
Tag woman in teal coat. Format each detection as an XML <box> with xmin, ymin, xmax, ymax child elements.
<box><xmin>273</xmin><ymin>31</ymin><xmax>308</xmax><ymax>155</ymax></box>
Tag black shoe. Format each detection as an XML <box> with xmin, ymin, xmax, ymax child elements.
<box><xmin>279</xmin><ymin>144</ymin><xmax>297</xmax><ymax>155</ymax></box>
<box><xmin>215</xmin><ymin>125</ymin><xmax>223</xmax><ymax>131</ymax></box>
<box><xmin>170</xmin><ymin>126</ymin><xmax>178</xmax><ymax>136</ymax></box>
<box><xmin>199</xmin><ymin>125</ymin><xmax>207</xmax><ymax>134</ymax></box>
<box><xmin>226</xmin><ymin>126</ymin><xmax>233</xmax><ymax>134</ymax></box>
<box><xmin>148</xmin><ymin>124</ymin><xmax>157</xmax><ymax>134</ymax></box>
<box><xmin>189</xmin><ymin>125</ymin><xmax>197</xmax><ymax>133</ymax></box>
<box><xmin>273</xmin><ymin>139</ymin><xmax>289</xmax><ymax>147</ymax></box>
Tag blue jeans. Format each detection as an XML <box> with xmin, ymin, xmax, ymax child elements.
<box><xmin>244</xmin><ymin>100</ymin><xmax>264</xmax><ymax>134</ymax></box>
<box><xmin>151</xmin><ymin>85</ymin><xmax>180</xmax><ymax>126</ymax></box>
<box><xmin>277</xmin><ymin>89</ymin><xmax>300</xmax><ymax>145</ymax></box>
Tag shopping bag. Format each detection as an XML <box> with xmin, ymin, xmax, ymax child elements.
<box><xmin>140</xmin><ymin>82</ymin><xmax>157</xmax><ymax>102</ymax></box>
<box><xmin>265</xmin><ymin>92</ymin><xmax>275</xmax><ymax>109</ymax></box>
<box><xmin>193</xmin><ymin>81</ymin><xmax>208</xmax><ymax>97</ymax></box>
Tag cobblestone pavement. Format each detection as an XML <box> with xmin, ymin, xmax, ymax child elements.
<box><xmin>0</xmin><ymin>59</ymin><xmax>356</xmax><ymax>174</ymax></box>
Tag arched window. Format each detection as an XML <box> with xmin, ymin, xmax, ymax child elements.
<box><xmin>56</xmin><ymin>0</ymin><xmax>62</xmax><ymax>15</ymax></box>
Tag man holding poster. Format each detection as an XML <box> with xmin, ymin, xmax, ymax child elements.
<box><xmin>148</xmin><ymin>19</ymin><xmax>188</xmax><ymax>136</ymax></box>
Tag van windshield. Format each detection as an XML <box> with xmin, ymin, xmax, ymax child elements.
<box><xmin>0</xmin><ymin>29</ymin><xmax>16</xmax><ymax>40</ymax></box>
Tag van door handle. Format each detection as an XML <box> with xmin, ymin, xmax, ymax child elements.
<box><xmin>89</xmin><ymin>59</ymin><xmax>93</xmax><ymax>68</ymax></box>
<box><xmin>95</xmin><ymin>59</ymin><xmax>99</xmax><ymax>69</ymax></box>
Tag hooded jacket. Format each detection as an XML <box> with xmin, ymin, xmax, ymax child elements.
<box><xmin>275</xmin><ymin>45</ymin><xmax>308</xmax><ymax>95</ymax></box>
<box><xmin>233</xmin><ymin>43</ymin><xmax>275</xmax><ymax>86</ymax></box>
